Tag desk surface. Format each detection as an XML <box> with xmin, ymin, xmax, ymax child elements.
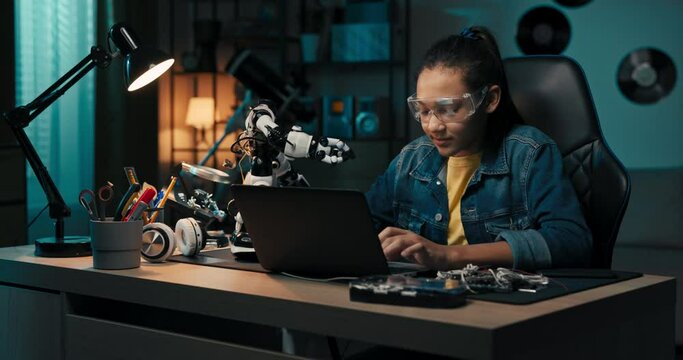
<box><xmin>0</xmin><ymin>245</ymin><xmax>675</xmax><ymax>359</ymax></box>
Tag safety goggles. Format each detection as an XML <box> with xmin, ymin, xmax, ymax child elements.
<box><xmin>406</xmin><ymin>87</ymin><xmax>488</xmax><ymax>124</ymax></box>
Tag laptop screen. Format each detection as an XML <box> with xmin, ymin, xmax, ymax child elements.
<box><xmin>231</xmin><ymin>185</ymin><xmax>391</xmax><ymax>277</ymax></box>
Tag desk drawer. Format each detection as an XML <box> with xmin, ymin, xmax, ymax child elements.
<box><xmin>65</xmin><ymin>314</ymin><xmax>303</xmax><ymax>360</ymax></box>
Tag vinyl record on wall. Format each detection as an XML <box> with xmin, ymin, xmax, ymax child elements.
<box><xmin>554</xmin><ymin>0</ymin><xmax>591</xmax><ymax>8</ymax></box>
<box><xmin>516</xmin><ymin>6</ymin><xmax>571</xmax><ymax>55</ymax></box>
<box><xmin>617</xmin><ymin>48</ymin><xmax>677</xmax><ymax>104</ymax></box>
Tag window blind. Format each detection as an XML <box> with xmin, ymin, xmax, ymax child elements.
<box><xmin>15</xmin><ymin>0</ymin><xmax>96</xmax><ymax>240</ymax></box>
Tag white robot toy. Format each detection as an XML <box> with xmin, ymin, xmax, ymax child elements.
<box><xmin>229</xmin><ymin>100</ymin><xmax>355</xmax><ymax>258</ymax></box>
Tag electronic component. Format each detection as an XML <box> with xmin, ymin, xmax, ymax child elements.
<box><xmin>187</xmin><ymin>189</ymin><xmax>226</xmax><ymax>221</ymax></box>
<box><xmin>437</xmin><ymin>264</ymin><xmax>549</xmax><ymax>293</ymax></box>
<box><xmin>349</xmin><ymin>275</ymin><xmax>467</xmax><ymax>308</ymax></box>
<box><xmin>323</xmin><ymin>96</ymin><xmax>354</xmax><ymax>140</ymax></box>
<box><xmin>354</xmin><ymin>96</ymin><xmax>389</xmax><ymax>139</ymax></box>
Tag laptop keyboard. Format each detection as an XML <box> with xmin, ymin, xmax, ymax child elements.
<box><xmin>387</xmin><ymin>261</ymin><xmax>429</xmax><ymax>274</ymax></box>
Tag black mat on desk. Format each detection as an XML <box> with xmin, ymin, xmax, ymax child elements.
<box><xmin>169</xmin><ymin>249</ymin><xmax>270</xmax><ymax>273</ymax></box>
<box><xmin>468</xmin><ymin>269</ymin><xmax>642</xmax><ymax>305</ymax></box>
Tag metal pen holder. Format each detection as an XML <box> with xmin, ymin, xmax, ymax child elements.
<box><xmin>90</xmin><ymin>219</ymin><xmax>143</xmax><ymax>270</ymax></box>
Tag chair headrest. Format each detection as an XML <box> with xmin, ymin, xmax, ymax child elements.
<box><xmin>504</xmin><ymin>55</ymin><xmax>602</xmax><ymax>155</ymax></box>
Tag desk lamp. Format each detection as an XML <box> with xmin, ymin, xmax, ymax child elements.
<box><xmin>3</xmin><ymin>23</ymin><xmax>174</xmax><ymax>257</ymax></box>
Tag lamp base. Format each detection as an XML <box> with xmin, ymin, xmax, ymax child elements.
<box><xmin>34</xmin><ymin>236</ymin><xmax>92</xmax><ymax>257</ymax></box>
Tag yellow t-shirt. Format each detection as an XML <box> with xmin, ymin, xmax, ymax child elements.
<box><xmin>446</xmin><ymin>153</ymin><xmax>482</xmax><ymax>246</ymax></box>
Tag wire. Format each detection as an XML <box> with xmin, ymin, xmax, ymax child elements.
<box><xmin>240</xmin><ymin>135</ymin><xmax>267</xmax><ymax>154</ymax></box>
<box><xmin>489</xmin><ymin>268</ymin><xmax>505</xmax><ymax>287</ymax></box>
<box><xmin>230</xmin><ymin>132</ymin><xmax>264</xmax><ymax>155</ymax></box>
<box><xmin>238</xmin><ymin>155</ymin><xmax>247</xmax><ymax>183</ymax></box>
<box><xmin>27</xmin><ymin>204</ymin><xmax>49</xmax><ymax>228</ymax></box>
<box><xmin>460</xmin><ymin>272</ymin><xmax>475</xmax><ymax>293</ymax></box>
<box><xmin>280</xmin><ymin>272</ymin><xmax>358</xmax><ymax>283</ymax></box>
<box><xmin>226</xmin><ymin>199</ymin><xmax>238</xmax><ymax>217</ymax></box>
<box><xmin>232</xmin><ymin>130</ymin><xmax>268</xmax><ymax>154</ymax></box>
<box><xmin>548</xmin><ymin>278</ymin><xmax>570</xmax><ymax>291</ymax></box>
<box><xmin>228</xmin><ymin>132</ymin><xmax>252</xmax><ymax>183</ymax></box>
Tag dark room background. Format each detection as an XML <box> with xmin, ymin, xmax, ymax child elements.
<box><xmin>2</xmin><ymin>0</ymin><xmax>682</xmax><ymax>342</ymax></box>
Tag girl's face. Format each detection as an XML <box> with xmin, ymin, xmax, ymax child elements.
<box><xmin>416</xmin><ymin>66</ymin><xmax>489</xmax><ymax>157</ymax></box>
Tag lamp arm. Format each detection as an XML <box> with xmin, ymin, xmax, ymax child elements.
<box><xmin>9</xmin><ymin>125</ymin><xmax>69</xmax><ymax>232</ymax></box>
<box><xmin>10</xmin><ymin>46</ymin><xmax>113</xmax><ymax>128</ymax></box>
<box><xmin>3</xmin><ymin>46</ymin><xmax>113</xmax><ymax>239</ymax></box>
<box><xmin>25</xmin><ymin>52</ymin><xmax>95</xmax><ymax>111</ymax></box>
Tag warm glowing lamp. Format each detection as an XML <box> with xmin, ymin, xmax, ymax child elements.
<box><xmin>186</xmin><ymin>97</ymin><xmax>218</xmax><ymax>148</ymax></box>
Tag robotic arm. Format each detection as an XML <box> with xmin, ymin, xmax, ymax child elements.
<box><xmin>245</xmin><ymin>102</ymin><xmax>355</xmax><ymax>164</ymax></box>
<box><xmin>229</xmin><ymin>101</ymin><xmax>356</xmax><ymax>259</ymax></box>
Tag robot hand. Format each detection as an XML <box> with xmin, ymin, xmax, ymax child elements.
<box><xmin>285</xmin><ymin>126</ymin><xmax>355</xmax><ymax>164</ymax></box>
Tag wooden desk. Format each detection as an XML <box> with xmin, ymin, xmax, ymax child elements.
<box><xmin>0</xmin><ymin>245</ymin><xmax>675</xmax><ymax>359</ymax></box>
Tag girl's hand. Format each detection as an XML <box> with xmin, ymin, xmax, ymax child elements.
<box><xmin>378</xmin><ymin>227</ymin><xmax>460</xmax><ymax>270</ymax></box>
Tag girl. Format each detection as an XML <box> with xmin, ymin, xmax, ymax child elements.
<box><xmin>366</xmin><ymin>27</ymin><xmax>591</xmax><ymax>270</ymax></box>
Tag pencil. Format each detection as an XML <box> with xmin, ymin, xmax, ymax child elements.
<box><xmin>124</xmin><ymin>166</ymin><xmax>139</xmax><ymax>186</ymax></box>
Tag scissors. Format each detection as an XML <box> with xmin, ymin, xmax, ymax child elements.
<box><xmin>79</xmin><ymin>189</ymin><xmax>99</xmax><ymax>221</ymax></box>
<box><xmin>97</xmin><ymin>182</ymin><xmax>114</xmax><ymax>221</ymax></box>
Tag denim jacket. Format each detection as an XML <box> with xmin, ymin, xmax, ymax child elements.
<box><xmin>365</xmin><ymin>125</ymin><xmax>592</xmax><ymax>270</ymax></box>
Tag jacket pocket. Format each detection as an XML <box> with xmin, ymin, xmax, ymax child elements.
<box><xmin>397</xmin><ymin>208</ymin><xmax>426</xmax><ymax>234</ymax></box>
<box><xmin>484</xmin><ymin>214</ymin><xmax>531</xmax><ymax>239</ymax></box>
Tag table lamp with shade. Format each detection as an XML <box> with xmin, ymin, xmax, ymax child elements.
<box><xmin>186</xmin><ymin>96</ymin><xmax>219</xmax><ymax>149</ymax></box>
<box><xmin>3</xmin><ymin>22</ymin><xmax>174</xmax><ymax>257</ymax></box>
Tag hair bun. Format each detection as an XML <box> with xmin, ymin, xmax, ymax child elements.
<box><xmin>459</xmin><ymin>27</ymin><xmax>479</xmax><ymax>40</ymax></box>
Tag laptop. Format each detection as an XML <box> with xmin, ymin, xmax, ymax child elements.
<box><xmin>231</xmin><ymin>185</ymin><xmax>428</xmax><ymax>278</ymax></box>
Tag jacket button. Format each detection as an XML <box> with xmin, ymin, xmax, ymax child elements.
<box><xmin>435</xmin><ymin>213</ymin><xmax>443</xmax><ymax>222</ymax></box>
<box><xmin>435</xmin><ymin>180</ymin><xmax>442</xmax><ymax>186</ymax></box>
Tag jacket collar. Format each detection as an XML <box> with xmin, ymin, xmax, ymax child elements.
<box><xmin>410</xmin><ymin>136</ymin><xmax>510</xmax><ymax>184</ymax></box>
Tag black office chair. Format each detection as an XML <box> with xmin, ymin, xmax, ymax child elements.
<box><xmin>504</xmin><ymin>55</ymin><xmax>631</xmax><ymax>269</ymax></box>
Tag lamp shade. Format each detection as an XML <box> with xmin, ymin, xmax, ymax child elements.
<box><xmin>125</xmin><ymin>48</ymin><xmax>175</xmax><ymax>91</ymax></box>
<box><xmin>186</xmin><ymin>97</ymin><xmax>216</xmax><ymax>129</ymax></box>
<box><xmin>109</xmin><ymin>23</ymin><xmax>175</xmax><ymax>91</ymax></box>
